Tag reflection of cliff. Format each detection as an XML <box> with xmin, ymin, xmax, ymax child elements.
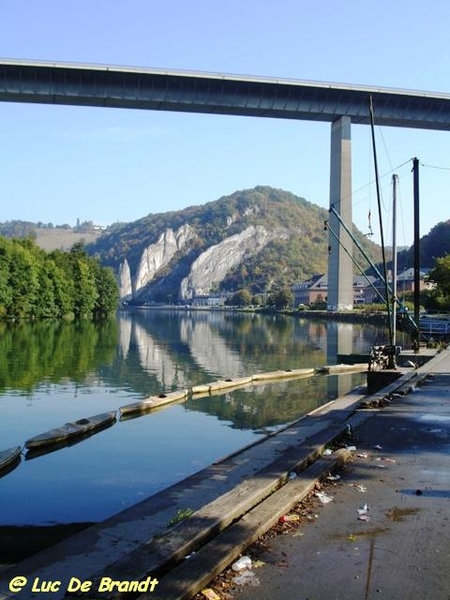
<box><xmin>118</xmin><ymin>313</ymin><xmax>133</xmax><ymax>359</ymax></box>
<box><xmin>132</xmin><ymin>321</ymin><xmax>190</xmax><ymax>391</ymax></box>
<box><xmin>179</xmin><ymin>315</ymin><xmax>246</xmax><ymax>378</ymax></box>
<box><xmin>116</xmin><ymin>311</ymin><xmax>247</xmax><ymax>390</ymax></box>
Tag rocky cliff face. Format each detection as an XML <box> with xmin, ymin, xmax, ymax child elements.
<box><xmin>120</xmin><ymin>224</ymin><xmax>195</xmax><ymax>299</ymax></box>
<box><xmin>180</xmin><ymin>225</ymin><xmax>288</xmax><ymax>300</ymax></box>
<box><xmin>97</xmin><ymin>186</ymin><xmax>358</xmax><ymax>304</ymax></box>
<box><xmin>119</xmin><ymin>259</ymin><xmax>132</xmax><ymax>300</ymax></box>
<box><xmin>119</xmin><ymin>223</ymin><xmax>290</xmax><ymax>302</ymax></box>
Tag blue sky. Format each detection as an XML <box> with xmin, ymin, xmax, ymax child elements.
<box><xmin>1</xmin><ymin>0</ymin><xmax>449</xmax><ymax>247</ymax></box>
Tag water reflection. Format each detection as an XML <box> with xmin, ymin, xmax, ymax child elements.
<box><xmin>0</xmin><ymin>310</ymin><xmax>388</xmax><ymax>526</ymax></box>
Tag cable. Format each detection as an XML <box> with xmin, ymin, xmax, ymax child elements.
<box><xmin>421</xmin><ymin>162</ymin><xmax>450</xmax><ymax>171</ymax></box>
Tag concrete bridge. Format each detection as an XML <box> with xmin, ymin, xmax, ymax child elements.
<box><xmin>2</xmin><ymin>59</ymin><xmax>450</xmax><ymax>309</ymax></box>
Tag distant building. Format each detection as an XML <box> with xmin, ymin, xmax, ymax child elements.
<box><xmin>364</xmin><ymin>267</ymin><xmax>431</xmax><ymax>304</ymax></box>
<box><xmin>292</xmin><ymin>274</ymin><xmax>377</xmax><ymax>307</ymax></box>
<box><xmin>191</xmin><ymin>294</ymin><xmax>226</xmax><ymax>307</ymax></box>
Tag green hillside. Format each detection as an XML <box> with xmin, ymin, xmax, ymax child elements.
<box><xmin>87</xmin><ymin>186</ymin><xmax>383</xmax><ymax>301</ymax></box>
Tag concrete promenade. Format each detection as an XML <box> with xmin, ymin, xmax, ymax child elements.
<box><xmin>0</xmin><ymin>349</ymin><xmax>449</xmax><ymax>600</ymax></box>
<box><xmin>220</xmin><ymin>349</ymin><xmax>450</xmax><ymax>600</ymax></box>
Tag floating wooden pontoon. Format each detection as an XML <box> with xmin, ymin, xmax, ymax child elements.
<box><xmin>119</xmin><ymin>389</ymin><xmax>189</xmax><ymax>416</ymax></box>
<box><xmin>315</xmin><ymin>363</ymin><xmax>368</xmax><ymax>375</ymax></box>
<box><xmin>251</xmin><ymin>368</ymin><xmax>315</xmax><ymax>382</ymax></box>
<box><xmin>0</xmin><ymin>446</ymin><xmax>21</xmax><ymax>473</ymax></box>
<box><xmin>192</xmin><ymin>376</ymin><xmax>254</xmax><ymax>395</ymax></box>
<box><xmin>25</xmin><ymin>412</ymin><xmax>117</xmax><ymax>450</ymax></box>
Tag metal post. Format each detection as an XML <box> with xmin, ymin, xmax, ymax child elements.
<box><xmin>389</xmin><ymin>174</ymin><xmax>399</xmax><ymax>368</ymax></box>
<box><xmin>413</xmin><ymin>158</ymin><xmax>420</xmax><ymax>351</ymax></box>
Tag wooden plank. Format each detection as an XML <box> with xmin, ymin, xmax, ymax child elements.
<box><xmin>90</xmin><ymin>420</ymin><xmax>348</xmax><ymax>598</ymax></box>
<box><xmin>144</xmin><ymin>449</ymin><xmax>351</xmax><ymax>600</ymax></box>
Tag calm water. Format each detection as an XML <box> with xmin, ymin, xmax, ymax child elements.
<box><xmin>0</xmin><ymin>309</ymin><xmax>392</xmax><ymax>527</ymax></box>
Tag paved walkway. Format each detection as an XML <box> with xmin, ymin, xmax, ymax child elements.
<box><xmin>228</xmin><ymin>350</ymin><xmax>450</xmax><ymax>600</ymax></box>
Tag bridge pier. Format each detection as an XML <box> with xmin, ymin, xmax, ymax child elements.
<box><xmin>327</xmin><ymin>116</ymin><xmax>353</xmax><ymax>311</ymax></box>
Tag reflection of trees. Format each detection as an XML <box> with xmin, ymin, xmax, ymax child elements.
<box><xmin>0</xmin><ymin>319</ymin><xmax>118</xmax><ymax>394</ymax></box>
<box><xmin>184</xmin><ymin>373</ymin><xmax>364</xmax><ymax>430</ymax></box>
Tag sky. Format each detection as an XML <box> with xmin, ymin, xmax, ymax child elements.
<box><xmin>1</xmin><ymin>0</ymin><xmax>450</xmax><ymax>248</ymax></box>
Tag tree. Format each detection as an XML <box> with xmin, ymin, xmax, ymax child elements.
<box><xmin>0</xmin><ymin>237</ymin><xmax>118</xmax><ymax>320</ymax></box>
<box><xmin>229</xmin><ymin>289</ymin><xmax>252</xmax><ymax>307</ymax></box>
<box><xmin>426</xmin><ymin>255</ymin><xmax>450</xmax><ymax>310</ymax></box>
<box><xmin>269</xmin><ymin>287</ymin><xmax>294</xmax><ymax>310</ymax></box>
<box><xmin>92</xmin><ymin>263</ymin><xmax>119</xmax><ymax>318</ymax></box>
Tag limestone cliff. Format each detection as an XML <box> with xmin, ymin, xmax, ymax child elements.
<box><xmin>119</xmin><ymin>259</ymin><xmax>132</xmax><ymax>300</ymax></box>
<box><xmin>180</xmin><ymin>225</ymin><xmax>288</xmax><ymax>300</ymax></box>
<box><xmin>122</xmin><ymin>224</ymin><xmax>195</xmax><ymax>298</ymax></box>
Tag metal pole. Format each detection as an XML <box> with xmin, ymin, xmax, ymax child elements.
<box><xmin>389</xmin><ymin>174</ymin><xmax>398</xmax><ymax>368</ymax></box>
<box><xmin>413</xmin><ymin>157</ymin><xmax>420</xmax><ymax>351</ymax></box>
<box><xmin>369</xmin><ymin>95</ymin><xmax>393</xmax><ymax>348</ymax></box>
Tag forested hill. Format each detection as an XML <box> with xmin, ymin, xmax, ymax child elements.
<box><xmin>86</xmin><ymin>186</ymin><xmax>383</xmax><ymax>303</ymax></box>
<box><xmin>399</xmin><ymin>219</ymin><xmax>450</xmax><ymax>268</ymax></box>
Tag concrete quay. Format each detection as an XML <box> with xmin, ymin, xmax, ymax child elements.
<box><xmin>0</xmin><ymin>348</ymin><xmax>448</xmax><ymax>600</ymax></box>
<box><xmin>209</xmin><ymin>348</ymin><xmax>450</xmax><ymax>600</ymax></box>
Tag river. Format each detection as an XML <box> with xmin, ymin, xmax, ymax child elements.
<box><xmin>0</xmin><ymin>309</ymin><xmax>393</xmax><ymax>528</ymax></box>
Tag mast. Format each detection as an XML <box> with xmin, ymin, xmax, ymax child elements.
<box><xmin>413</xmin><ymin>157</ymin><xmax>421</xmax><ymax>351</ymax></box>
<box><xmin>369</xmin><ymin>95</ymin><xmax>393</xmax><ymax>348</ymax></box>
<box><xmin>389</xmin><ymin>174</ymin><xmax>399</xmax><ymax>368</ymax></box>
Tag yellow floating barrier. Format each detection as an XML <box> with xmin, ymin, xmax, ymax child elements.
<box><xmin>251</xmin><ymin>368</ymin><xmax>315</xmax><ymax>382</ymax></box>
<box><xmin>192</xmin><ymin>376</ymin><xmax>254</xmax><ymax>395</ymax></box>
<box><xmin>315</xmin><ymin>363</ymin><xmax>368</xmax><ymax>375</ymax></box>
<box><xmin>120</xmin><ymin>389</ymin><xmax>189</xmax><ymax>416</ymax></box>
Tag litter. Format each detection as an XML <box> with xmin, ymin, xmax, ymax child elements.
<box><xmin>326</xmin><ymin>473</ymin><xmax>341</xmax><ymax>481</ymax></box>
<box><xmin>252</xmin><ymin>559</ymin><xmax>266</xmax><ymax>568</ymax></box>
<box><xmin>357</xmin><ymin>504</ymin><xmax>369</xmax><ymax>516</ymax></box>
<box><xmin>288</xmin><ymin>471</ymin><xmax>298</xmax><ymax>479</ymax></box>
<box><xmin>315</xmin><ymin>491</ymin><xmax>334</xmax><ymax>504</ymax></box>
<box><xmin>322</xmin><ymin>448</ymin><xmax>333</xmax><ymax>456</ymax></box>
<box><xmin>349</xmin><ymin>483</ymin><xmax>367</xmax><ymax>493</ymax></box>
<box><xmin>346</xmin><ymin>445</ymin><xmax>357</xmax><ymax>451</ymax></box>
<box><xmin>357</xmin><ymin>453</ymin><xmax>368</xmax><ymax>459</ymax></box>
<box><xmin>373</xmin><ymin>444</ymin><xmax>383</xmax><ymax>450</ymax></box>
<box><xmin>233</xmin><ymin>571</ymin><xmax>260</xmax><ymax>586</ymax></box>
<box><xmin>232</xmin><ymin>556</ymin><xmax>252</xmax><ymax>571</ymax></box>
<box><xmin>357</xmin><ymin>504</ymin><xmax>370</xmax><ymax>521</ymax></box>
<box><xmin>358</xmin><ymin>514</ymin><xmax>371</xmax><ymax>522</ymax></box>
<box><xmin>279</xmin><ymin>514</ymin><xmax>300</xmax><ymax>523</ymax></box>
<box><xmin>201</xmin><ymin>589</ymin><xmax>221</xmax><ymax>600</ymax></box>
